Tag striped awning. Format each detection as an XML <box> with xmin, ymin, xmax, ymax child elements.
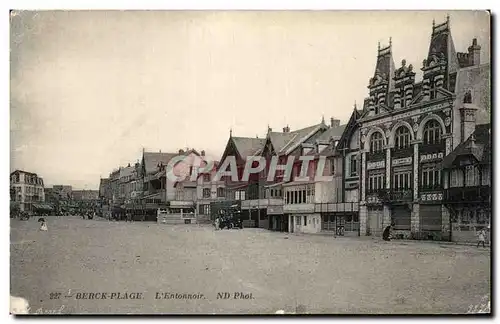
<box><xmin>32</xmin><ymin>204</ymin><xmax>54</xmax><ymax>211</ymax></box>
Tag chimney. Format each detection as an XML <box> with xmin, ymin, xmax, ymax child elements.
<box><xmin>459</xmin><ymin>102</ymin><xmax>478</xmax><ymax>143</ymax></box>
<box><xmin>201</xmin><ymin>150</ymin><xmax>205</xmax><ymax>156</ymax></box>
<box><xmin>468</xmin><ymin>38</ymin><xmax>481</xmax><ymax>66</ymax></box>
<box><xmin>330</xmin><ymin>118</ymin><xmax>340</xmax><ymax>128</ymax></box>
<box><xmin>282</xmin><ymin>125</ymin><xmax>290</xmax><ymax>133</ymax></box>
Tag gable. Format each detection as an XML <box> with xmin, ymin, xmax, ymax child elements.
<box><xmin>219</xmin><ymin>137</ymin><xmax>242</xmax><ymax>168</ymax></box>
<box><xmin>336</xmin><ymin>110</ymin><xmax>360</xmax><ymax>152</ymax></box>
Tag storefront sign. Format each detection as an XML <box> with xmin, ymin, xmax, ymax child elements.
<box><xmin>367</xmin><ymin>160</ymin><xmax>385</xmax><ymax>170</ymax></box>
<box><xmin>392</xmin><ymin>157</ymin><xmax>412</xmax><ymax>166</ymax></box>
<box><xmin>420</xmin><ymin>152</ymin><xmax>444</xmax><ymax>163</ymax></box>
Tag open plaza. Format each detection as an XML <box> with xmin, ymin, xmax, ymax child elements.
<box><xmin>10</xmin><ymin>216</ymin><xmax>490</xmax><ymax>314</ymax></box>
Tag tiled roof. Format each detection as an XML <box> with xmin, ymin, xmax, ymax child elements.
<box><xmin>316</xmin><ymin>124</ymin><xmax>346</xmax><ymax>143</ymax></box>
<box><xmin>119</xmin><ymin>166</ymin><xmax>134</xmax><ymax>178</ymax></box>
<box><xmin>276</xmin><ymin>123</ymin><xmax>325</xmax><ymax>156</ymax></box>
<box><xmin>143</xmin><ymin>152</ymin><xmax>178</xmax><ymax>174</ymax></box>
<box><xmin>231</xmin><ymin>137</ymin><xmax>266</xmax><ymax>160</ymax></box>
<box><xmin>269</xmin><ymin>132</ymin><xmax>297</xmax><ymax>153</ymax></box>
<box><xmin>442</xmin><ymin>124</ymin><xmax>491</xmax><ymax>168</ymax></box>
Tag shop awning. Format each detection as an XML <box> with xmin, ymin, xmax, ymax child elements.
<box><xmin>33</xmin><ymin>204</ymin><xmax>54</xmax><ymax>211</ymax></box>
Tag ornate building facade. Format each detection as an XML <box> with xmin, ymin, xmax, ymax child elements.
<box><xmin>357</xmin><ymin>18</ymin><xmax>490</xmax><ymax>240</ymax></box>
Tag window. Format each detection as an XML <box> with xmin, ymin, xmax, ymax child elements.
<box><xmin>465</xmin><ymin>165</ymin><xmax>480</xmax><ymax>187</ymax></box>
<box><xmin>350</xmin><ymin>155</ymin><xmax>358</xmax><ymax>177</ymax></box>
<box><xmin>450</xmin><ymin>169</ymin><xmax>464</xmax><ymax>187</ymax></box>
<box><xmin>368</xmin><ymin>171</ymin><xmax>385</xmax><ymax>192</ymax></box>
<box><xmin>235</xmin><ymin>190</ymin><xmax>246</xmax><ymax>200</ymax></box>
<box><xmin>331</xmin><ymin>161</ymin><xmax>335</xmax><ymax>175</ymax></box>
<box><xmin>370</xmin><ymin>132</ymin><xmax>384</xmax><ymax>153</ymax></box>
<box><xmin>286</xmin><ymin>191</ymin><xmax>290</xmax><ymax>204</ymax></box>
<box><xmin>423</xmin><ymin>120</ymin><xmax>442</xmax><ymax>145</ymax></box>
<box><xmin>203</xmin><ymin>174</ymin><xmax>210</xmax><ymax>182</ymax></box>
<box><xmin>430</xmin><ymin>78</ymin><xmax>437</xmax><ymax>100</ymax></box>
<box><xmin>203</xmin><ymin>188</ymin><xmax>210</xmax><ymax>198</ymax></box>
<box><xmin>393</xmin><ymin>171</ymin><xmax>412</xmax><ymax>190</ymax></box>
<box><xmin>394</xmin><ymin>127</ymin><xmax>411</xmax><ymax>149</ymax></box>
<box><xmin>304</xmin><ymin>216</ymin><xmax>307</xmax><ymax>226</ymax></box>
<box><xmin>421</xmin><ymin>165</ymin><xmax>441</xmax><ymax>189</ymax></box>
<box><xmin>296</xmin><ymin>217</ymin><xmax>301</xmax><ymax>225</ymax></box>
<box><xmin>199</xmin><ymin>204</ymin><xmax>210</xmax><ymax>215</ymax></box>
<box><xmin>460</xmin><ymin>209</ymin><xmax>472</xmax><ymax>224</ymax></box>
<box><xmin>481</xmin><ymin>167</ymin><xmax>491</xmax><ymax>186</ymax></box>
<box><xmin>217</xmin><ymin>187</ymin><xmax>225</xmax><ymax>198</ymax></box>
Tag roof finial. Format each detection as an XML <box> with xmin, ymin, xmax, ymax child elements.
<box><xmin>432</xmin><ymin>18</ymin><xmax>435</xmax><ymax>28</ymax></box>
<box><xmin>142</xmin><ymin>147</ymin><xmax>145</xmax><ymax>154</ymax></box>
<box><xmin>389</xmin><ymin>37</ymin><xmax>392</xmax><ymax>47</ymax></box>
<box><xmin>354</xmin><ymin>100</ymin><xmax>357</xmax><ymax>110</ymax></box>
<box><xmin>446</xmin><ymin>14</ymin><xmax>450</xmax><ymax>24</ymax></box>
<box><xmin>230</xmin><ymin>128</ymin><xmax>233</xmax><ymax>137</ymax></box>
<box><xmin>321</xmin><ymin>115</ymin><xmax>325</xmax><ymax>124</ymax></box>
<box><xmin>378</xmin><ymin>41</ymin><xmax>381</xmax><ymax>51</ymax></box>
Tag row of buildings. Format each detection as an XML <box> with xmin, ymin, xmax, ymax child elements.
<box><xmin>10</xmin><ymin>170</ymin><xmax>99</xmax><ymax>215</ymax></box>
<box><xmin>99</xmin><ymin>18</ymin><xmax>491</xmax><ymax>242</ymax></box>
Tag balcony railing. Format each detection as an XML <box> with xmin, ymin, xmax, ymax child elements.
<box><xmin>389</xmin><ymin>189</ymin><xmax>413</xmax><ymax>202</ymax></box>
<box><xmin>444</xmin><ymin>186</ymin><xmax>491</xmax><ymax>203</ymax></box>
<box><xmin>391</xmin><ymin>146</ymin><xmax>413</xmax><ymax>159</ymax></box>
<box><xmin>420</xmin><ymin>185</ymin><xmax>443</xmax><ymax>192</ymax></box>
<box><xmin>366</xmin><ymin>189</ymin><xmax>390</xmax><ymax>204</ymax></box>
<box><xmin>367</xmin><ymin>151</ymin><xmax>386</xmax><ymax>161</ymax></box>
<box><xmin>418</xmin><ymin>141</ymin><xmax>445</xmax><ymax>154</ymax></box>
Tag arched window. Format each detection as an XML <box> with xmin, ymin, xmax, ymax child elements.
<box><xmin>394</xmin><ymin>126</ymin><xmax>411</xmax><ymax>149</ymax></box>
<box><xmin>423</xmin><ymin>120</ymin><xmax>442</xmax><ymax>145</ymax></box>
<box><xmin>370</xmin><ymin>132</ymin><xmax>384</xmax><ymax>153</ymax></box>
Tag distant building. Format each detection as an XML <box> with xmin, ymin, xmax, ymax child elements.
<box><xmin>72</xmin><ymin>190</ymin><xmax>99</xmax><ymax>201</ymax></box>
<box><xmin>52</xmin><ymin>185</ymin><xmax>73</xmax><ymax>200</ymax></box>
<box><xmin>10</xmin><ymin>170</ymin><xmax>45</xmax><ymax>212</ymax></box>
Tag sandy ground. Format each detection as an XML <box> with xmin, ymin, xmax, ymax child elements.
<box><xmin>10</xmin><ymin>216</ymin><xmax>490</xmax><ymax>314</ymax></box>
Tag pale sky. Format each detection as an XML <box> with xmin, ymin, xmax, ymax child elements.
<box><xmin>10</xmin><ymin>10</ymin><xmax>490</xmax><ymax>189</ymax></box>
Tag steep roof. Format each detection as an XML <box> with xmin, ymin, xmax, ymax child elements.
<box><xmin>119</xmin><ymin>165</ymin><xmax>134</xmax><ymax>178</ymax></box>
<box><xmin>143</xmin><ymin>152</ymin><xmax>178</xmax><ymax>174</ymax></box>
<box><xmin>272</xmin><ymin>123</ymin><xmax>326</xmax><ymax>156</ymax></box>
<box><xmin>368</xmin><ymin>42</ymin><xmax>396</xmax><ymax>92</ymax></box>
<box><xmin>442</xmin><ymin>124</ymin><xmax>491</xmax><ymax>168</ymax></box>
<box><xmin>231</xmin><ymin>137</ymin><xmax>266</xmax><ymax>160</ymax></box>
<box><xmin>316</xmin><ymin>124</ymin><xmax>346</xmax><ymax>143</ymax></box>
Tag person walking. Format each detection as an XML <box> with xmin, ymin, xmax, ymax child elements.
<box><xmin>214</xmin><ymin>217</ymin><xmax>220</xmax><ymax>230</ymax></box>
<box><xmin>39</xmin><ymin>219</ymin><xmax>48</xmax><ymax>231</ymax></box>
<box><xmin>382</xmin><ymin>225</ymin><xmax>391</xmax><ymax>241</ymax></box>
<box><xmin>477</xmin><ymin>228</ymin><xmax>487</xmax><ymax>248</ymax></box>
